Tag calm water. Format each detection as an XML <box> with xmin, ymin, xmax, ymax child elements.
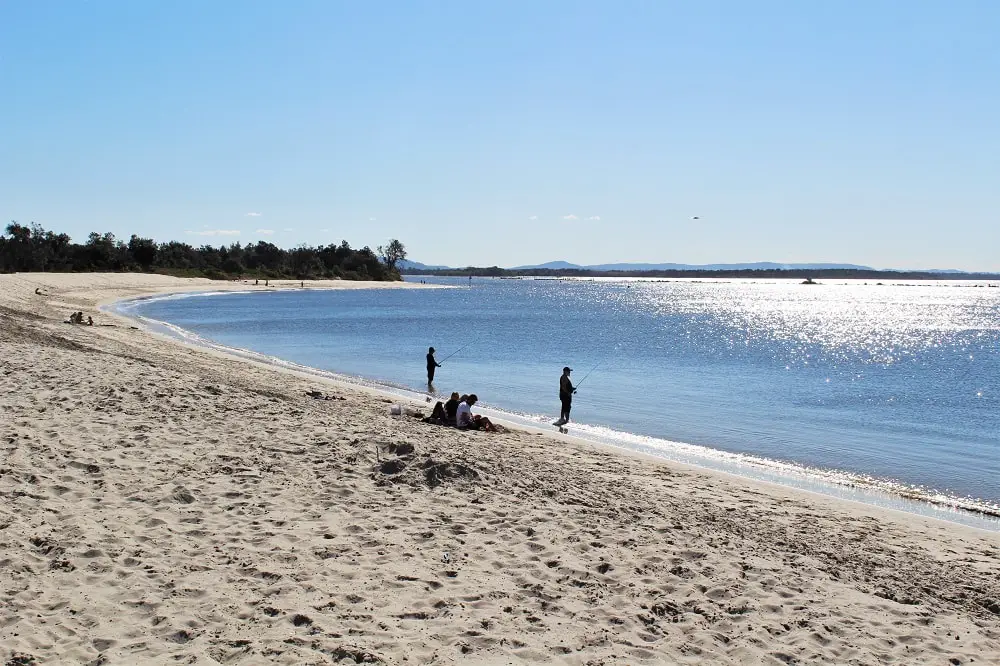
<box><xmin>119</xmin><ymin>277</ymin><xmax>1000</xmax><ymax>522</ymax></box>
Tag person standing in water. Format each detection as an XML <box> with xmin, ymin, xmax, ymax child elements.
<box><xmin>426</xmin><ymin>347</ymin><xmax>442</xmax><ymax>384</ymax></box>
<box><xmin>556</xmin><ymin>366</ymin><xmax>575</xmax><ymax>426</ymax></box>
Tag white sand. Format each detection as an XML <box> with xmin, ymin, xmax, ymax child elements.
<box><xmin>1</xmin><ymin>273</ymin><xmax>998</xmax><ymax>665</ymax></box>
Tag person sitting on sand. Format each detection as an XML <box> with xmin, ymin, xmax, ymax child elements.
<box><xmin>86</xmin><ymin>316</ymin><xmax>93</xmax><ymax>326</ymax></box>
<box><xmin>444</xmin><ymin>392</ymin><xmax>461</xmax><ymax>424</ymax></box>
<box><xmin>428</xmin><ymin>402</ymin><xmax>446</xmax><ymax>422</ymax></box>
<box><xmin>456</xmin><ymin>394</ymin><xmax>496</xmax><ymax>432</ymax></box>
<box><xmin>456</xmin><ymin>394</ymin><xmax>469</xmax><ymax>418</ymax></box>
<box><xmin>68</xmin><ymin>311</ymin><xmax>82</xmax><ymax>324</ymax></box>
<box><xmin>427</xmin><ymin>392</ymin><xmax>462</xmax><ymax>425</ymax></box>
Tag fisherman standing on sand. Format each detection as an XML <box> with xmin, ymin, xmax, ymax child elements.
<box><xmin>556</xmin><ymin>366</ymin><xmax>575</xmax><ymax>426</ymax></box>
<box><xmin>426</xmin><ymin>346</ymin><xmax>442</xmax><ymax>384</ymax></box>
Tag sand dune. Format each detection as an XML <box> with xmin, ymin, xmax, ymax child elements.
<box><xmin>1</xmin><ymin>273</ymin><xmax>998</xmax><ymax>664</ymax></box>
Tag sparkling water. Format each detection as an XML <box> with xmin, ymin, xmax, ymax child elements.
<box><xmin>118</xmin><ymin>276</ymin><xmax>1000</xmax><ymax>525</ymax></box>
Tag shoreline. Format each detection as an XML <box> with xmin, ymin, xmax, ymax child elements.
<box><xmin>2</xmin><ymin>273</ymin><xmax>999</xmax><ymax>664</ymax></box>
<box><xmin>111</xmin><ymin>286</ymin><xmax>1000</xmax><ymax>530</ymax></box>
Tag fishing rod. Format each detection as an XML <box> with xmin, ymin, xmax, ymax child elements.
<box><xmin>572</xmin><ymin>360</ymin><xmax>603</xmax><ymax>390</ymax></box>
<box><xmin>572</xmin><ymin>339</ymin><xmax>626</xmax><ymax>391</ymax></box>
<box><xmin>433</xmin><ymin>332</ymin><xmax>486</xmax><ymax>367</ymax></box>
<box><xmin>438</xmin><ymin>346</ymin><xmax>466</xmax><ymax>363</ymax></box>
<box><xmin>573</xmin><ymin>353</ymin><xmax>612</xmax><ymax>390</ymax></box>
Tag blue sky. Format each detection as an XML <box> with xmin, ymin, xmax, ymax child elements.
<box><xmin>2</xmin><ymin>1</ymin><xmax>998</xmax><ymax>270</ymax></box>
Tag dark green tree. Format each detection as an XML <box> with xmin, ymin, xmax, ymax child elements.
<box><xmin>128</xmin><ymin>235</ymin><xmax>158</xmax><ymax>271</ymax></box>
<box><xmin>0</xmin><ymin>223</ymin><xmax>405</xmax><ymax>281</ymax></box>
<box><xmin>378</xmin><ymin>239</ymin><xmax>407</xmax><ymax>272</ymax></box>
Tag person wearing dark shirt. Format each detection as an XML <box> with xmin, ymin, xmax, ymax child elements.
<box><xmin>444</xmin><ymin>392</ymin><xmax>460</xmax><ymax>423</ymax></box>
<box><xmin>428</xmin><ymin>391</ymin><xmax>462</xmax><ymax>425</ymax></box>
<box><xmin>556</xmin><ymin>366</ymin><xmax>575</xmax><ymax>426</ymax></box>
<box><xmin>426</xmin><ymin>347</ymin><xmax>442</xmax><ymax>384</ymax></box>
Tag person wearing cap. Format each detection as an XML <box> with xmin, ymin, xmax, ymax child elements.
<box><xmin>426</xmin><ymin>346</ymin><xmax>442</xmax><ymax>384</ymax></box>
<box><xmin>556</xmin><ymin>366</ymin><xmax>575</xmax><ymax>426</ymax></box>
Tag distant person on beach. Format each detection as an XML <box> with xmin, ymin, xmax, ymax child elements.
<box><xmin>456</xmin><ymin>394</ymin><xmax>496</xmax><ymax>431</ymax></box>
<box><xmin>555</xmin><ymin>366</ymin><xmax>575</xmax><ymax>426</ymax></box>
<box><xmin>86</xmin><ymin>316</ymin><xmax>93</xmax><ymax>326</ymax></box>
<box><xmin>426</xmin><ymin>347</ymin><xmax>442</xmax><ymax>384</ymax></box>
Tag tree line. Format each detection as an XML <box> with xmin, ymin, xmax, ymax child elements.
<box><xmin>0</xmin><ymin>222</ymin><xmax>407</xmax><ymax>281</ymax></box>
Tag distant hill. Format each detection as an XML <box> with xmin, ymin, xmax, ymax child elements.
<box><xmin>510</xmin><ymin>261</ymin><xmax>581</xmax><ymax>270</ymax></box>
<box><xmin>398</xmin><ymin>259</ymin><xmax>452</xmax><ymax>271</ymax></box>
<box><xmin>401</xmin><ymin>259</ymin><xmax>988</xmax><ymax>275</ymax></box>
<box><xmin>511</xmin><ymin>260</ymin><xmax>876</xmax><ymax>271</ymax></box>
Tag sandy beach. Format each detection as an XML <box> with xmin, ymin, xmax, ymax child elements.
<box><xmin>1</xmin><ymin>273</ymin><xmax>998</xmax><ymax>665</ymax></box>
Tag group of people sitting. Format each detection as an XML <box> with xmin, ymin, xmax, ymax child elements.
<box><xmin>426</xmin><ymin>392</ymin><xmax>499</xmax><ymax>432</ymax></box>
<box><xmin>68</xmin><ymin>311</ymin><xmax>93</xmax><ymax>326</ymax></box>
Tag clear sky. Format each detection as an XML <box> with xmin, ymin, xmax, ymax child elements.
<box><xmin>2</xmin><ymin>1</ymin><xmax>998</xmax><ymax>270</ymax></box>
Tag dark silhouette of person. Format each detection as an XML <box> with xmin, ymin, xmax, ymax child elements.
<box><xmin>428</xmin><ymin>392</ymin><xmax>462</xmax><ymax>425</ymax></box>
<box><xmin>443</xmin><ymin>392</ymin><xmax>460</xmax><ymax>423</ymax></box>
<box><xmin>426</xmin><ymin>347</ymin><xmax>442</xmax><ymax>384</ymax></box>
<box><xmin>557</xmin><ymin>367</ymin><xmax>575</xmax><ymax>426</ymax></box>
